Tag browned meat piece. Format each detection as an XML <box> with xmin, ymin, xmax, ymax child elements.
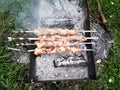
<box><xmin>34</xmin><ymin>28</ymin><xmax>76</xmax><ymax>36</ymax></box>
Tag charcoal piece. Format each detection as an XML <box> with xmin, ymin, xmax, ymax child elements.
<box><xmin>41</xmin><ymin>19</ymin><xmax>74</xmax><ymax>29</ymax></box>
<box><xmin>54</xmin><ymin>59</ymin><xmax>87</xmax><ymax>67</ymax></box>
<box><xmin>54</xmin><ymin>55</ymin><xmax>87</xmax><ymax>67</ymax></box>
<box><xmin>65</xmin><ymin>20</ymin><xmax>74</xmax><ymax>29</ymax></box>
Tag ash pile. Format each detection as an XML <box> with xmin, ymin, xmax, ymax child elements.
<box><xmin>11</xmin><ymin>0</ymin><xmax>113</xmax><ymax>81</ymax></box>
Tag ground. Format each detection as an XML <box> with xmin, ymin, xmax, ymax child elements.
<box><xmin>0</xmin><ymin>0</ymin><xmax>120</xmax><ymax>90</ymax></box>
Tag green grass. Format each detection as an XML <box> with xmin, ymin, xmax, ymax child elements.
<box><xmin>0</xmin><ymin>0</ymin><xmax>120</xmax><ymax>90</ymax></box>
<box><xmin>0</xmin><ymin>0</ymin><xmax>30</xmax><ymax>90</ymax></box>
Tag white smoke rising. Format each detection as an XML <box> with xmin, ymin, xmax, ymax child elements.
<box><xmin>16</xmin><ymin>0</ymin><xmax>86</xmax><ymax>30</ymax></box>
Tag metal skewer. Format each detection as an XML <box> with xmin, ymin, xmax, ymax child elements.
<box><xmin>8</xmin><ymin>37</ymin><xmax>99</xmax><ymax>41</ymax></box>
<box><xmin>16</xmin><ymin>42</ymin><xmax>95</xmax><ymax>46</ymax></box>
<box><xmin>12</xmin><ymin>30</ymin><xmax>97</xmax><ymax>33</ymax></box>
<box><xmin>8</xmin><ymin>37</ymin><xmax>39</xmax><ymax>41</ymax></box>
<box><xmin>16</xmin><ymin>43</ymin><xmax>36</xmax><ymax>46</ymax></box>
<box><xmin>28</xmin><ymin>49</ymin><xmax>94</xmax><ymax>52</ymax></box>
<box><xmin>7</xmin><ymin>47</ymin><xmax>94</xmax><ymax>52</ymax></box>
<box><xmin>7</xmin><ymin>47</ymin><xmax>21</xmax><ymax>51</ymax></box>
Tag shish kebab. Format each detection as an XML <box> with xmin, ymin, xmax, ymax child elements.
<box><xmin>16</xmin><ymin>42</ymin><xmax>95</xmax><ymax>47</ymax></box>
<box><xmin>34</xmin><ymin>47</ymin><xmax>92</xmax><ymax>56</ymax></box>
<box><xmin>38</xmin><ymin>35</ymin><xmax>87</xmax><ymax>42</ymax></box>
<box><xmin>35</xmin><ymin>40</ymin><xmax>80</xmax><ymax>48</ymax></box>
<box><xmin>8</xmin><ymin>28</ymin><xmax>97</xmax><ymax>56</ymax></box>
<box><xmin>8</xmin><ymin>36</ymin><xmax>98</xmax><ymax>41</ymax></box>
<box><xmin>33</xmin><ymin>29</ymin><xmax>94</xmax><ymax>55</ymax></box>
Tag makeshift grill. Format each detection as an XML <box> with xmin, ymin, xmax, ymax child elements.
<box><xmin>7</xmin><ymin>0</ymin><xmax>113</xmax><ymax>82</ymax></box>
<box><xmin>8</xmin><ymin>27</ymin><xmax>97</xmax><ymax>81</ymax></box>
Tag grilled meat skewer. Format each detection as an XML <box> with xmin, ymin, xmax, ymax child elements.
<box><xmin>39</xmin><ymin>35</ymin><xmax>87</xmax><ymax>42</ymax></box>
<box><xmin>35</xmin><ymin>40</ymin><xmax>80</xmax><ymax>48</ymax></box>
<box><xmin>34</xmin><ymin>28</ymin><xmax>76</xmax><ymax>36</ymax></box>
<box><xmin>34</xmin><ymin>46</ymin><xmax>82</xmax><ymax>56</ymax></box>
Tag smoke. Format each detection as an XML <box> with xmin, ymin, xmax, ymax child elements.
<box><xmin>16</xmin><ymin>0</ymin><xmax>87</xmax><ymax>30</ymax></box>
<box><xmin>15</xmin><ymin>0</ymin><xmax>33</xmax><ymax>30</ymax></box>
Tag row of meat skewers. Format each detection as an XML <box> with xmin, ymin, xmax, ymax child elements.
<box><xmin>33</xmin><ymin>29</ymin><xmax>93</xmax><ymax>55</ymax></box>
<box><xmin>8</xmin><ymin>28</ymin><xmax>97</xmax><ymax>56</ymax></box>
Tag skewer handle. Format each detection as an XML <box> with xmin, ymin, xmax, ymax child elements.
<box><xmin>8</xmin><ymin>37</ymin><xmax>40</xmax><ymax>41</ymax></box>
